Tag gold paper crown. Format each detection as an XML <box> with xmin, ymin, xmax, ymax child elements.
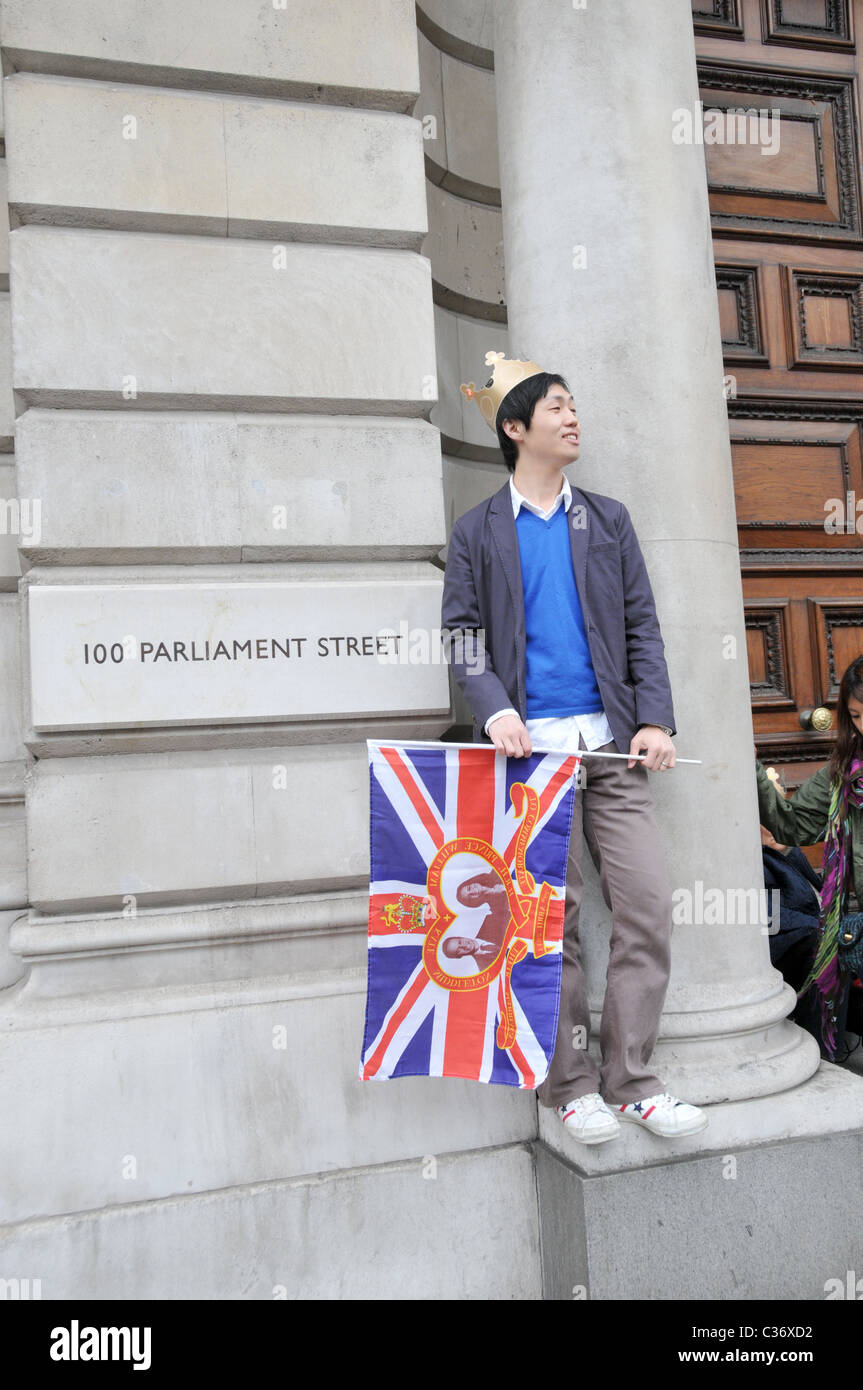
<box><xmin>460</xmin><ymin>350</ymin><xmax>545</xmax><ymax>434</ymax></box>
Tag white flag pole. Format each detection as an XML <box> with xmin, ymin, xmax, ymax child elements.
<box><xmin>368</xmin><ymin>738</ymin><xmax>701</xmax><ymax>765</ymax></box>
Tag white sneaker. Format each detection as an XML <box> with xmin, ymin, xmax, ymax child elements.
<box><xmin>610</xmin><ymin>1091</ymin><xmax>708</xmax><ymax>1137</ymax></box>
<box><xmin>555</xmin><ymin>1092</ymin><xmax>620</xmax><ymax>1144</ymax></box>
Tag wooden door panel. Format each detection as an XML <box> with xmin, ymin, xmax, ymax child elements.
<box><xmin>744</xmin><ymin>574</ymin><xmax>863</xmax><ymax>775</ymax></box>
<box><xmin>697</xmin><ymin>0</ymin><xmax>863</xmax><ymax>790</ymax></box>
<box><xmin>717</xmin><ymin>242</ymin><xmax>863</xmax><ymax>395</ymax></box>
<box><xmin>746</xmin><ymin>600</ymin><xmax>796</xmax><ymax>706</ymax></box>
<box><xmin>760</xmin><ymin>0</ymin><xmax>854</xmax><ymax>52</ymax></box>
<box><xmin>810</xmin><ymin>596</ymin><xmax>863</xmax><ymax>698</ymax></box>
<box><xmin>730</xmin><ymin>418</ymin><xmax>863</xmax><ymax>548</ymax></box>
<box><xmin>692</xmin><ymin>3</ymin><xmax>745</xmax><ymax>40</ymax></box>
<box><xmin>717</xmin><ymin>262</ymin><xmax>770</xmax><ymax>361</ymax></box>
<box><xmin>700</xmin><ymin>68</ymin><xmax>861</xmax><ymax>240</ymax></box>
<box><xmin>784</xmin><ymin>265</ymin><xmax>863</xmax><ymax>366</ymax></box>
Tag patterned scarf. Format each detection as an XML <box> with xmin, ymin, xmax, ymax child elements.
<box><xmin>797</xmin><ymin>755</ymin><xmax>863</xmax><ymax>1059</ymax></box>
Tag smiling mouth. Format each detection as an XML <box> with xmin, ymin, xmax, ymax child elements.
<box><xmin>563</xmin><ymin>433</ymin><xmax>579</xmax><ymax>444</ymax></box>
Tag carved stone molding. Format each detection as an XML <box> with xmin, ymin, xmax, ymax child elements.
<box><xmin>415</xmin><ymin>4</ymin><xmax>494</xmax><ymax>70</ymax></box>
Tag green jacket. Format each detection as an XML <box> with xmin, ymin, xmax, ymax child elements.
<box><xmin>756</xmin><ymin>760</ymin><xmax>862</xmax><ymax>907</ymax></box>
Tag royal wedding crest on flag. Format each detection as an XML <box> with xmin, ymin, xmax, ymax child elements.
<box><xmin>360</xmin><ymin>740</ymin><xmax>581</xmax><ymax>1087</ymax></box>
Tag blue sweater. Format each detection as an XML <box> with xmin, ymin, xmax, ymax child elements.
<box><xmin>515</xmin><ymin>505</ymin><xmax>604</xmax><ymax>718</ymax></box>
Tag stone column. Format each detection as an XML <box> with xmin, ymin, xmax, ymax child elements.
<box><xmin>493</xmin><ymin>0</ymin><xmax>863</xmax><ymax>1296</ymax></box>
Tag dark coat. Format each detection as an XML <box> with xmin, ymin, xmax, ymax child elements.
<box><xmin>761</xmin><ymin>846</ymin><xmax>821</xmax><ymax>965</ymax></box>
<box><xmin>440</xmin><ymin>480</ymin><xmax>676</xmax><ymax>751</ymax></box>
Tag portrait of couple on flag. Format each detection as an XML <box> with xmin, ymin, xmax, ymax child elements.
<box><xmin>361</xmin><ymin>740</ymin><xmax>580</xmax><ymax>1088</ymax></box>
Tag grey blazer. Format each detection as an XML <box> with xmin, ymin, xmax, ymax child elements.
<box><xmin>440</xmin><ymin>480</ymin><xmax>676</xmax><ymax>751</ymax></box>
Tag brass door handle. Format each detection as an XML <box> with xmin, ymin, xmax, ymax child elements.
<box><xmin>799</xmin><ymin>707</ymin><xmax>832</xmax><ymax>731</ymax></box>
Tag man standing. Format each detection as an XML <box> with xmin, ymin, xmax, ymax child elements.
<box><xmin>441</xmin><ymin>351</ymin><xmax>707</xmax><ymax>1143</ymax></box>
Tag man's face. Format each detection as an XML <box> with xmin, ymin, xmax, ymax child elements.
<box><xmin>457</xmin><ymin>881</ymin><xmax>484</xmax><ymax>903</ymax></box>
<box><xmin>504</xmin><ymin>384</ymin><xmax>580</xmax><ymax>465</ymax></box>
<box><xmin>442</xmin><ymin>936</ymin><xmax>479</xmax><ymax>958</ymax></box>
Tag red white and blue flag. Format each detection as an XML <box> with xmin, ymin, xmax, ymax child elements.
<box><xmin>360</xmin><ymin>740</ymin><xmax>580</xmax><ymax>1088</ymax></box>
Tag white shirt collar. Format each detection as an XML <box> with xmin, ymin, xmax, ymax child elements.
<box><xmin>509</xmin><ymin>474</ymin><xmax>572</xmax><ymax>521</ymax></box>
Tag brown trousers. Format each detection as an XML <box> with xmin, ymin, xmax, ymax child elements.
<box><xmin>537</xmin><ymin>736</ymin><xmax>673</xmax><ymax>1108</ymax></box>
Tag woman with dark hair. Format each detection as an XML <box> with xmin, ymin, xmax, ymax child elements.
<box><xmin>756</xmin><ymin>654</ymin><xmax>863</xmax><ymax>1059</ymax></box>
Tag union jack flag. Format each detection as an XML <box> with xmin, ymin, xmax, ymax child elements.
<box><xmin>360</xmin><ymin>740</ymin><xmax>580</xmax><ymax>1087</ymax></box>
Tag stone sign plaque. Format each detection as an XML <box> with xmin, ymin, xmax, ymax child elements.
<box><xmin>28</xmin><ymin>580</ymin><xmax>452</xmax><ymax>730</ymax></box>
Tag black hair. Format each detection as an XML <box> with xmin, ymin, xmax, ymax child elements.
<box><xmin>495</xmin><ymin>371</ymin><xmax>572</xmax><ymax>472</ymax></box>
<box><xmin>829</xmin><ymin>654</ymin><xmax>863</xmax><ymax>783</ymax></box>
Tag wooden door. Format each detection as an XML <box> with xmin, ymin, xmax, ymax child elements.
<box><xmin>693</xmin><ymin>0</ymin><xmax>863</xmax><ymax>796</ymax></box>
